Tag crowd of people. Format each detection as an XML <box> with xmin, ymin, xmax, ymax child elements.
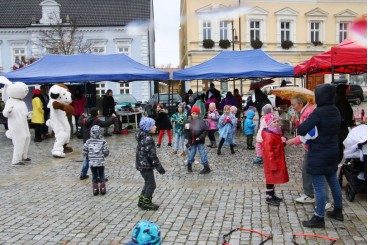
<box><xmin>7</xmin><ymin>81</ymin><xmax>358</xmax><ymax>230</ymax></box>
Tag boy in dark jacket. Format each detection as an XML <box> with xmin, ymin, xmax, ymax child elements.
<box><xmin>185</xmin><ymin>106</ymin><xmax>211</xmax><ymax>174</ymax></box>
<box><xmin>136</xmin><ymin>117</ymin><xmax>166</xmax><ymax>210</ymax></box>
<box><xmin>79</xmin><ymin>107</ymin><xmax>119</xmax><ymax>180</ymax></box>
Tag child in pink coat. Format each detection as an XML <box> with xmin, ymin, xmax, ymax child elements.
<box><xmin>206</xmin><ymin>102</ymin><xmax>219</xmax><ymax>148</ymax></box>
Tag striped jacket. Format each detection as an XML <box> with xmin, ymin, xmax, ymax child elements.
<box><xmin>83</xmin><ymin>125</ymin><xmax>109</xmax><ymax>167</ymax></box>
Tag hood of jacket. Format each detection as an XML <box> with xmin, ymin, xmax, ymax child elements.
<box><xmin>315</xmin><ymin>84</ymin><xmax>335</xmax><ymax>107</ymax></box>
<box><xmin>136</xmin><ymin>129</ymin><xmax>150</xmax><ymax>142</ymax></box>
<box><xmin>247</xmin><ymin>109</ymin><xmax>255</xmax><ymax>119</ymax></box>
<box><xmin>90</xmin><ymin>125</ymin><xmax>102</xmax><ymax>139</ymax></box>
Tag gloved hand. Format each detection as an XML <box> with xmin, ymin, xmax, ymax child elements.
<box><xmin>156</xmin><ymin>165</ymin><xmax>166</xmax><ymax>175</ymax></box>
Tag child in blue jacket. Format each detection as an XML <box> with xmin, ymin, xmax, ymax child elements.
<box><xmin>244</xmin><ymin>110</ymin><xmax>256</xmax><ymax>149</ymax></box>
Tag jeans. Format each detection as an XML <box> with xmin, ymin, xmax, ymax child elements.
<box><xmin>173</xmin><ymin>133</ymin><xmax>185</xmax><ymax>151</ymax></box>
<box><xmin>91</xmin><ymin>166</ymin><xmax>105</xmax><ymax>184</ymax></box>
<box><xmin>302</xmin><ymin>153</ymin><xmax>314</xmax><ymax>198</ymax></box>
<box><xmin>312</xmin><ymin>172</ymin><xmax>343</xmax><ymax>217</ymax></box>
<box><xmin>80</xmin><ymin>158</ymin><xmax>89</xmax><ymax>177</ymax></box>
<box><xmin>187</xmin><ymin>144</ymin><xmax>208</xmax><ymax>166</ymax></box>
<box><xmin>140</xmin><ymin>170</ymin><xmax>156</xmax><ymax>197</ymax></box>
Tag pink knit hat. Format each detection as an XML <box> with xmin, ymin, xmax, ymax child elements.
<box><xmin>265</xmin><ymin>113</ymin><xmax>280</xmax><ymax>126</ymax></box>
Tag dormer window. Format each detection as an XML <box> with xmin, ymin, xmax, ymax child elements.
<box><xmin>39</xmin><ymin>0</ymin><xmax>62</xmax><ymax>25</ymax></box>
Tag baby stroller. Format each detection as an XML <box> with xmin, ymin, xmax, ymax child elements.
<box><xmin>338</xmin><ymin>124</ymin><xmax>367</xmax><ymax>202</ymax></box>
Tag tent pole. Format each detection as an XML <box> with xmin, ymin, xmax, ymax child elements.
<box><xmin>84</xmin><ymin>82</ymin><xmax>89</xmax><ymax>114</ymax></box>
<box><xmin>196</xmin><ymin>80</ymin><xmax>198</xmax><ymax>94</ymax></box>
<box><xmin>233</xmin><ymin>79</ymin><xmax>235</xmax><ymax>93</ymax></box>
<box><xmin>240</xmin><ymin>79</ymin><xmax>243</xmax><ymax>95</ymax></box>
<box><xmin>331</xmin><ymin>66</ymin><xmax>335</xmax><ymax>83</ymax></box>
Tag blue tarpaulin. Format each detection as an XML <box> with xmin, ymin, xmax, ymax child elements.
<box><xmin>4</xmin><ymin>54</ymin><xmax>169</xmax><ymax>84</ymax></box>
<box><xmin>173</xmin><ymin>50</ymin><xmax>294</xmax><ymax>80</ymax></box>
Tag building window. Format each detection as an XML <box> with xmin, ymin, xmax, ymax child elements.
<box><xmin>203</xmin><ymin>21</ymin><xmax>211</xmax><ymax>40</ymax></box>
<box><xmin>96</xmin><ymin>82</ymin><xmax>106</xmax><ymax>97</ymax></box>
<box><xmin>219</xmin><ymin>21</ymin><xmax>228</xmax><ymax>40</ymax></box>
<box><xmin>92</xmin><ymin>47</ymin><xmax>105</xmax><ymax>54</ymax></box>
<box><xmin>12</xmin><ymin>48</ymin><xmax>25</xmax><ymax>70</ymax></box>
<box><xmin>250</xmin><ymin>21</ymin><xmax>260</xmax><ymax>41</ymax></box>
<box><xmin>119</xmin><ymin>83</ymin><xmax>130</xmax><ymax>94</ymax></box>
<box><xmin>339</xmin><ymin>22</ymin><xmax>350</xmax><ymax>43</ymax></box>
<box><xmin>117</xmin><ymin>46</ymin><xmax>130</xmax><ymax>56</ymax></box>
<box><xmin>281</xmin><ymin>21</ymin><xmax>290</xmax><ymax>42</ymax></box>
<box><xmin>310</xmin><ymin>22</ymin><xmax>320</xmax><ymax>42</ymax></box>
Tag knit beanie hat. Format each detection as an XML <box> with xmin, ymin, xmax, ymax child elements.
<box><xmin>265</xmin><ymin>113</ymin><xmax>280</xmax><ymax>126</ymax></box>
<box><xmin>191</xmin><ymin>106</ymin><xmax>201</xmax><ymax>114</ymax></box>
<box><xmin>89</xmin><ymin>107</ymin><xmax>99</xmax><ymax>117</ymax></box>
<box><xmin>33</xmin><ymin>89</ymin><xmax>41</xmax><ymax>95</ymax></box>
<box><xmin>262</xmin><ymin>104</ymin><xmax>273</xmax><ymax>114</ymax></box>
<box><xmin>139</xmin><ymin>117</ymin><xmax>155</xmax><ymax>132</ymax></box>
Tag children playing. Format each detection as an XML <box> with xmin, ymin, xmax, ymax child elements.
<box><xmin>155</xmin><ymin>103</ymin><xmax>172</xmax><ymax>148</ymax></box>
<box><xmin>170</xmin><ymin>103</ymin><xmax>187</xmax><ymax>157</ymax></box>
<box><xmin>83</xmin><ymin>125</ymin><xmax>110</xmax><ymax>195</ymax></box>
<box><xmin>254</xmin><ymin>104</ymin><xmax>273</xmax><ymax>164</ymax></box>
<box><xmin>136</xmin><ymin>117</ymin><xmax>166</xmax><ymax>210</ymax></box>
<box><xmin>261</xmin><ymin>113</ymin><xmax>289</xmax><ymax>206</ymax></box>
<box><xmin>217</xmin><ymin>105</ymin><xmax>237</xmax><ymax>155</ymax></box>
<box><xmin>206</xmin><ymin>102</ymin><xmax>219</xmax><ymax>148</ymax></box>
<box><xmin>244</xmin><ymin>109</ymin><xmax>256</xmax><ymax>150</ymax></box>
<box><xmin>185</xmin><ymin>106</ymin><xmax>211</xmax><ymax>174</ymax></box>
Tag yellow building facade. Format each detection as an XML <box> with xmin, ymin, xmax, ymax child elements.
<box><xmin>179</xmin><ymin>0</ymin><xmax>366</xmax><ymax>93</ymax></box>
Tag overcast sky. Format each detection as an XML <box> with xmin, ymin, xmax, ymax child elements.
<box><xmin>153</xmin><ymin>0</ymin><xmax>180</xmax><ymax>68</ymax></box>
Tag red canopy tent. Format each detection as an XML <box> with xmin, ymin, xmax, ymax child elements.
<box><xmin>294</xmin><ymin>38</ymin><xmax>367</xmax><ymax>76</ymax></box>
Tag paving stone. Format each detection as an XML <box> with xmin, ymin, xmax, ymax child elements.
<box><xmin>0</xmin><ymin>128</ymin><xmax>365</xmax><ymax>244</ymax></box>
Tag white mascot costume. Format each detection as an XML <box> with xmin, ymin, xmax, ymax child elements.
<box><xmin>0</xmin><ymin>76</ymin><xmax>31</xmax><ymax>166</ymax></box>
<box><xmin>47</xmin><ymin>84</ymin><xmax>74</xmax><ymax>158</ymax></box>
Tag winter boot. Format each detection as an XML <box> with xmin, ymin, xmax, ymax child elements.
<box><xmin>212</xmin><ymin>140</ymin><xmax>217</xmax><ymax>148</ymax></box>
<box><xmin>138</xmin><ymin>194</ymin><xmax>144</xmax><ymax>208</ymax></box>
<box><xmin>100</xmin><ymin>182</ymin><xmax>106</xmax><ymax>195</ymax></box>
<box><xmin>92</xmin><ymin>184</ymin><xmax>99</xmax><ymax>196</ymax></box>
<box><xmin>253</xmin><ymin>157</ymin><xmax>263</xmax><ymax>164</ymax></box>
<box><xmin>265</xmin><ymin>188</ymin><xmax>280</xmax><ymax>206</ymax></box>
<box><xmin>156</xmin><ymin>144</ymin><xmax>161</xmax><ymax>148</ymax></box>
<box><xmin>199</xmin><ymin>165</ymin><xmax>211</xmax><ymax>174</ymax></box>
<box><xmin>142</xmin><ymin>196</ymin><xmax>159</xmax><ymax>211</ymax></box>
<box><xmin>302</xmin><ymin>215</ymin><xmax>325</xmax><ymax>228</ymax></box>
<box><xmin>327</xmin><ymin>207</ymin><xmax>344</xmax><ymax>221</ymax></box>
<box><xmin>187</xmin><ymin>164</ymin><xmax>193</xmax><ymax>173</ymax></box>
<box><xmin>181</xmin><ymin>152</ymin><xmax>186</xmax><ymax>158</ymax></box>
<box><xmin>171</xmin><ymin>150</ymin><xmax>178</xmax><ymax>155</ymax></box>
<box><xmin>217</xmin><ymin>139</ymin><xmax>225</xmax><ymax>155</ymax></box>
<box><xmin>230</xmin><ymin>144</ymin><xmax>235</xmax><ymax>154</ymax></box>
<box><xmin>207</xmin><ymin>141</ymin><xmax>214</xmax><ymax>147</ymax></box>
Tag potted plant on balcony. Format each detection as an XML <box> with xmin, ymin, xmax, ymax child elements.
<box><xmin>312</xmin><ymin>41</ymin><xmax>323</xmax><ymax>46</ymax></box>
<box><xmin>203</xmin><ymin>39</ymin><xmax>215</xmax><ymax>49</ymax></box>
<box><xmin>219</xmin><ymin>39</ymin><xmax>231</xmax><ymax>49</ymax></box>
<box><xmin>251</xmin><ymin>39</ymin><xmax>263</xmax><ymax>49</ymax></box>
<box><xmin>281</xmin><ymin>40</ymin><xmax>294</xmax><ymax>50</ymax></box>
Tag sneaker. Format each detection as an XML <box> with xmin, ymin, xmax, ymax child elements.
<box><xmin>171</xmin><ymin>150</ymin><xmax>177</xmax><ymax>155</ymax></box>
<box><xmin>266</xmin><ymin>197</ymin><xmax>280</xmax><ymax>206</ymax></box>
<box><xmin>253</xmin><ymin>157</ymin><xmax>263</xmax><ymax>165</ymax></box>
<box><xmin>80</xmin><ymin>175</ymin><xmax>89</xmax><ymax>180</ymax></box>
<box><xmin>295</xmin><ymin>194</ymin><xmax>315</xmax><ymax>204</ymax></box>
<box><xmin>181</xmin><ymin>152</ymin><xmax>186</xmax><ymax>158</ymax></box>
<box><xmin>22</xmin><ymin>158</ymin><xmax>31</xmax><ymax>162</ymax></box>
<box><xmin>12</xmin><ymin>162</ymin><xmax>25</xmax><ymax>166</ymax></box>
<box><xmin>168</xmin><ymin>143</ymin><xmax>172</xmax><ymax>147</ymax></box>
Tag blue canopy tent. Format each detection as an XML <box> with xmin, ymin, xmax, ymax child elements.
<box><xmin>173</xmin><ymin>50</ymin><xmax>294</xmax><ymax>80</ymax></box>
<box><xmin>4</xmin><ymin>54</ymin><xmax>169</xmax><ymax>84</ymax></box>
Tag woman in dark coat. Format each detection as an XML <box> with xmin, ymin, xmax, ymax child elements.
<box><xmin>254</xmin><ymin>88</ymin><xmax>272</xmax><ymax>130</ymax></box>
<box><xmin>298</xmin><ymin>84</ymin><xmax>343</xmax><ymax>228</ymax></box>
<box><xmin>334</xmin><ymin>84</ymin><xmax>354</xmax><ymax>162</ymax></box>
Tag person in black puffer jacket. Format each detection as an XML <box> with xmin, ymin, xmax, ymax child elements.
<box><xmin>334</xmin><ymin>84</ymin><xmax>354</xmax><ymax>162</ymax></box>
<box><xmin>155</xmin><ymin>103</ymin><xmax>172</xmax><ymax>147</ymax></box>
<box><xmin>136</xmin><ymin>117</ymin><xmax>166</xmax><ymax>211</ymax></box>
<box><xmin>298</xmin><ymin>84</ymin><xmax>343</xmax><ymax>228</ymax></box>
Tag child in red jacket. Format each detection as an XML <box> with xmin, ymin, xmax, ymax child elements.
<box><xmin>261</xmin><ymin>113</ymin><xmax>289</xmax><ymax>206</ymax></box>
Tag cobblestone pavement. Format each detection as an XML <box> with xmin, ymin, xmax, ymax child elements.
<box><xmin>0</xmin><ymin>127</ymin><xmax>366</xmax><ymax>245</ymax></box>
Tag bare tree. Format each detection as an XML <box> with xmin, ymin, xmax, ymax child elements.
<box><xmin>34</xmin><ymin>15</ymin><xmax>92</xmax><ymax>55</ymax></box>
